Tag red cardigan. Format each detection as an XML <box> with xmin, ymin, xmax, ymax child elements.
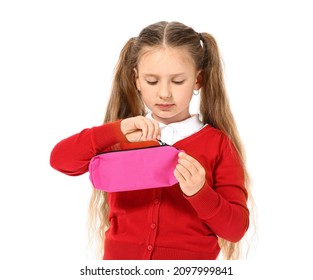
<box><xmin>50</xmin><ymin>120</ymin><xmax>249</xmax><ymax>260</ymax></box>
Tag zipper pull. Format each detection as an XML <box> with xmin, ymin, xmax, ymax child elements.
<box><xmin>158</xmin><ymin>140</ymin><xmax>169</xmax><ymax>146</ymax></box>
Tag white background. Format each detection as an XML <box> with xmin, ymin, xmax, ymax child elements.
<box><xmin>1</xmin><ymin>0</ymin><xmax>312</xmax><ymax>279</ymax></box>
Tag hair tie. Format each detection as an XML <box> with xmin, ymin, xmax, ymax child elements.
<box><xmin>199</xmin><ymin>33</ymin><xmax>209</xmax><ymax>69</ymax></box>
<box><xmin>199</xmin><ymin>33</ymin><xmax>204</xmax><ymax>48</ymax></box>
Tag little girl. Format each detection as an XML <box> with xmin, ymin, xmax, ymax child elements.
<box><xmin>50</xmin><ymin>21</ymin><xmax>250</xmax><ymax>260</ymax></box>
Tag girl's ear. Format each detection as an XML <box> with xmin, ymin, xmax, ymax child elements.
<box><xmin>133</xmin><ymin>68</ymin><xmax>141</xmax><ymax>91</ymax></box>
<box><xmin>194</xmin><ymin>71</ymin><xmax>203</xmax><ymax>90</ymax></box>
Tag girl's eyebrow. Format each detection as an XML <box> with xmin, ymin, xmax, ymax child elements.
<box><xmin>142</xmin><ymin>73</ymin><xmax>186</xmax><ymax>78</ymax></box>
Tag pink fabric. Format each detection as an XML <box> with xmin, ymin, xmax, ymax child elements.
<box><xmin>89</xmin><ymin>145</ymin><xmax>180</xmax><ymax>192</ymax></box>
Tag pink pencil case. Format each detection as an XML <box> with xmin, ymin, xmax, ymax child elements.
<box><xmin>89</xmin><ymin>144</ymin><xmax>180</xmax><ymax>192</ymax></box>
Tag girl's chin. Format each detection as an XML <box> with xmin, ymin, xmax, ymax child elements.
<box><xmin>151</xmin><ymin>112</ymin><xmax>189</xmax><ymax>125</ymax></box>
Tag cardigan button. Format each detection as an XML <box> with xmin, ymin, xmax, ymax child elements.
<box><xmin>147</xmin><ymin>245</ymin><xmax>153</xmax><ymax>251</ymax></box>
<box><xmin>150</xmin><ymin>223</ymin><xmax>156</xmax><ymax>229</ymax></box>
<box><xmin>153</xmin><ymin>198</ymin><xmax>160</xmax><ymax>204</ymax></box>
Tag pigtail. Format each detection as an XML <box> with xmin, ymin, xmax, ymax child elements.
<box><xmin>199</xmin><ymin>32</ymin><xmax>253</xmax><ymax>260</ymax></box>
<box><xmin>200</xmin><ymin>33</ymin><xmax>240</xmax><ymax>260</ymax></box>
<box><xmin>104</xmin><ymin>37</ymin><xmax>145</xmax><ymax>123</ymax></box>
<box><xmin>89</xmin><ymin>38</ymin><xmax>146</xmax><ymax>259</ymax></box>
<box><xmin>199</xmin><ymin>33</ymin><xmax>236</xmax><ymax>139</ymax></box>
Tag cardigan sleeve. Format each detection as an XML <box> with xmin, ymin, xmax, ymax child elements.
<box><xmin>185</xmin><ymin>134</ymin><xmax>249</xmax><ymax>242</ymax></box>
<box><xmin>50</xmin><ymin>120</ymin><xmax>126</xmax><ymax>176</ymax></box>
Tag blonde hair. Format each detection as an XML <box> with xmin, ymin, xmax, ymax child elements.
<box><xmin>88</xmin><ymin>21</ymin><xmax>254</xmax><ymax>260</ymax></box>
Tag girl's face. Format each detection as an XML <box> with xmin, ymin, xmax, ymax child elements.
<box><xmin>135</xmin><ymin>47</ymin><xmax>201</xmax><ymax>125</ymax></box>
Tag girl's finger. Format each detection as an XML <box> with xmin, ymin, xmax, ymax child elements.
<box><xmin>174</xmin><ymin>165</ymin><xmax>186</xmax><ymax>182</ymax></box>
<box><xmin>144</xmin><ymin>118</ymin><xmax>158</xmax><ymax>140</ymax></box>
<box><xmin>138</xmin><ymin>119</ymin><xmax>148</xmax><ymax>140</ymax></box>
<box><xmin>178</xmin><ymin>152</ymin><xmax>203</xmax><ymax>172</ymax></box>
<box><xmin>175</xmin><ymin>163</ymin><xmax>191</xmax><ymax>181</ymax></box>
<box><xmin>151</xmin><ymin>119</ymin><xmax>161</xmax><ymax>140</ymax></box>
<box><xmin>177</xmin><ymin>158</ymin><xmax>194</xmax><ymax>176</ymax></box>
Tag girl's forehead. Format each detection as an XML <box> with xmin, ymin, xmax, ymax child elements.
<box><xmin>137</xmin><ymin>46</ymin><xmax>196</xmax><ymax>70</ymax></box>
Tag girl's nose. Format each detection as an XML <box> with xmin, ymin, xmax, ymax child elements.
<box><xmin>158</xmin><ymin>85</ymin><xmax>172</xmax><ymax>99</ymax></box>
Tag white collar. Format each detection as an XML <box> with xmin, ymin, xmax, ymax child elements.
<box><xmin>145</xmin><ymin>113</ymin><xmax>204</xmax><ymax>144</ymax></box>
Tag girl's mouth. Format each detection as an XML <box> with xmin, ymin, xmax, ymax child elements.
<box><xmin>156</xmin><ymin>104</ymin><xmax>175</xmax><ymax>110</ymax></box>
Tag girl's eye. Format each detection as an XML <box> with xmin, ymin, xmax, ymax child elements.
<box><xmin>146</xmin><ymin>80</ymin><xmax>158</xmax><ymax>85</ymax></box>
<box><xmin>172</xmin><ymin>80</ymin><xmax>184</xmax><ymax>85</ymax></box>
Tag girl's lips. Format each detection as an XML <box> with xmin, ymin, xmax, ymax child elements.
<box><xmin>156</xmin><ymin>104</ymin><xmax>175</xmax><ymax>110</ymax></box>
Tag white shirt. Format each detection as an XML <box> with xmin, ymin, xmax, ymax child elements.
<box><xmin>146</xmin><ymin>113</ymin><xmax>204</xmax><ymax>145</ymax></box>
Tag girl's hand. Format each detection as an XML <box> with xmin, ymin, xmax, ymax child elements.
<box><xmin>174</xmin><ymin>152</ymin><xmax>206</xmax><ymax>196</ymax></box>
<box><xmin>120</xmin><ymin>116</ymin><xmax>161</xmax><ymax>142</ymax></box>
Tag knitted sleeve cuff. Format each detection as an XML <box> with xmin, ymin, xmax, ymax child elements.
<box><xmin>184</xmin><ymin>182</ymin><xmax>221</xmax><ymax>220</ymax></box>
<box><xmin>91</xmin><ymin>120</ymin><xmax>127</xmax><ymax>152</ymax></box>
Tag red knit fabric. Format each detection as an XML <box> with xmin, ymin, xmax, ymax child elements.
<box><xmin>50</xmin><ymin>121</ymin><xmax>249</xmax><ymax>260</ymax></box>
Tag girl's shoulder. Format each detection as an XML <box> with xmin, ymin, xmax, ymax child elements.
<box><xmin>174</xmin><ymin>123</ymin><xmax>238</xmax><ymax>159</ymax></box>
<box><xmin>175</xmin><ymin>124</ymin><xmax>240</xmax><ymax>167</ymax></box>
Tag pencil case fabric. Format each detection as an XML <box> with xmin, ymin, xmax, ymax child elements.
<box><xmin>89</xmin><ymin>145</ymin><xmax>180</xmax><ymax>192</ymax></box>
